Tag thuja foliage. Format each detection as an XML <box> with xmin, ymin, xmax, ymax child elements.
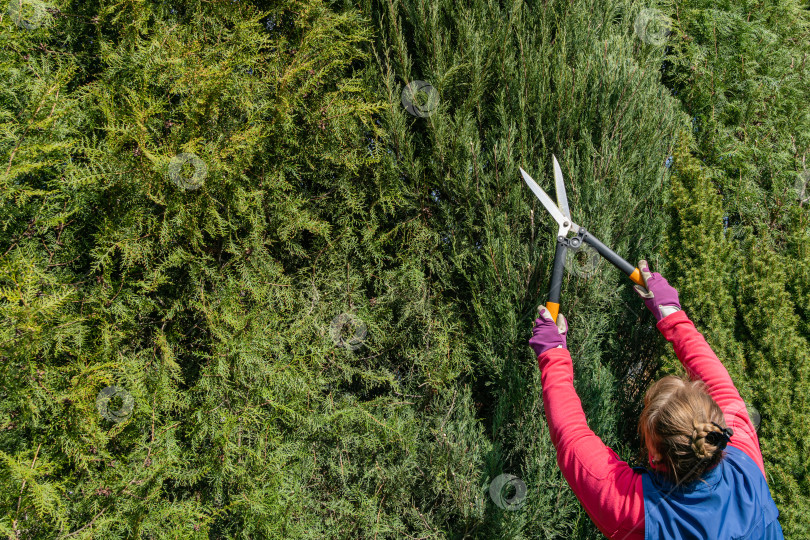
<box><xmin>660</xmin><ymin>0</ymin><xmax>810</xmax><ymax>535</ymax></box>
<box><xmin>2</xmin><ymin>0</ymin><xmax>805</xmax><ymax>539</ymax></box>
<box><xmin>0</xmin><ymin>0</ymin><xmax>429</xmax><ymax>537</ymax></box>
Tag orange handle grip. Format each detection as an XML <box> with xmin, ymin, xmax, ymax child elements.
<box><xmin>629</xmin><ymin>268</ymin><xmax>645</xmax><ymax>287</ymax></box>
<box><xmin>545</xmin><ymin>301</ymin><xmax>560</xmax><ymax>323</ymax></box>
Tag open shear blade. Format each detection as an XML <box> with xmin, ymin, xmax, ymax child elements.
<box><xmin>552</xmin><ymin>155</ymin><xmax>571</xmax><ymax>222</ymax></box>
<box><xmin>519</xmin><ymin>167</ymin><xmax>571</xmax><ymax>238</ymax></box>
<box><xmin>520</xmin><ymin>157</ymin><xmax>646</xmax><ymax>290</ymax></box>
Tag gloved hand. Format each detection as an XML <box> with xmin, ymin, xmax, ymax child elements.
<box><xmin>632</xmin><ymin>259</ymin><xmax>681</xmax><ymax>321</ymax></box>
<box><xmin>529</xmin><ymin>306</ymin><xmax>568</xmax><ymax>357</ymax></box>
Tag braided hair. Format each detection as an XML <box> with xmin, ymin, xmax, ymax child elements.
<box><xmin>639</xmin><ymin>375</ymin><xmax>733</xmax><ymax>486</ymax></box>
<box><xmin>692</xmin><ymin>420</ymin><xmax>733</xmax><ymax>458</ymax></box>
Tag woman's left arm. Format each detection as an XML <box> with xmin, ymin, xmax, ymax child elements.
<box><xmin>537</xmin><ymin>345</ymin><xmax>646</xmax><ymax>540</ymax></box>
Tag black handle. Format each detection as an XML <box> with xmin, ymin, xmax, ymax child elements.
<box><xmin>581</xmin><ymin>230</ymin><xmax>635</xmax><ymax>276</ymax></box>
<box><xmin>544</xmin><ymin>239</ymin><xmax>567</xmax><ymax>321</ymax></box>
<box><xmin>547</xmin><ymin>240</ymin><xmax>567</xmax><ymax>304</ymax></box>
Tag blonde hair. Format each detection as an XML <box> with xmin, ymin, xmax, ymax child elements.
<box><xmin>638</xmin><ymin>375</ymin><xmax>731</xmax><ymax>485</ymax></box>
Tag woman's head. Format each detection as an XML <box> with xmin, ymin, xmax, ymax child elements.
<box><xmin>638</xmin><ymin>375</ymin><xmax>731</xmax><ymax>485</ymax></box>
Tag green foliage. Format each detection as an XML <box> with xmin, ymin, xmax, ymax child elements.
<box><xmin>1</xmin><ymin>0</ymin><xmax>807</xmax><ymax>537</ymax></box>
<box><xmin>663</xmin><ymin>130</ymin><xmax>745</xmax><ymax>380</ymax></box>
<box><xmin>1</xmin><ymin>0</ymin><xmax>414</xmax><ymax>537</ymax></box>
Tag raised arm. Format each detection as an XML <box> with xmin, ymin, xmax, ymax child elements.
<box><xmin>530</xmin><ymin>308</ymin><xmax>645</xmax><ymax>540</ymax></box>
<box><xmin>657</xmin><ymin>311</ymin><xmax>765</xmax><ymax>475</ymax></box>
<box><xmin>632</xmin><ymin>260</ymin><xmax>765</xmax><ymax>476</ymax></box>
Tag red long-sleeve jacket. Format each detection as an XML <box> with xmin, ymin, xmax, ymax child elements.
<box><xmin>536</xmin><ymin>310</ymin><xmax>765</xmax><ymax>539</ymax></box>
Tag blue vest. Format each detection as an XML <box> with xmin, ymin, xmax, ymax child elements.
<box><xmin>635</xmin><ymin>446</ymin><xmax>784</xmax><ymax>539</ymax></box>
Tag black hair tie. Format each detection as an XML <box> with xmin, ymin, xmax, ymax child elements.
<box><xmin>706</xmin><ymin>421</ymin><xmax>734</xmax><ymax>449</ymax></box>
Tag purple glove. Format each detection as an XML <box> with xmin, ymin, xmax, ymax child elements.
<box><xmin>529</xmin><ymin>306</ymin><xmax>568</xmax><ymax>357</ymax></box>
<box><xmin>632</xmin><ymin>259</ymin><xmax>681</xmax><ymax>322</ymax></box>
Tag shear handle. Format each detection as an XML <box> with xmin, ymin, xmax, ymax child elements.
<box><xmin>581</xmin><ymin>230</ymin><xmax>645</xmax><ymax>287</ymax></box>
<box><xmin>545</xmin><ymin>240</ymin><xmax>567</xmax><ymax>322</ymax></box>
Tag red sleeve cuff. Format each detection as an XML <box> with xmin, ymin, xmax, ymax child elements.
<box><xmin>655</xmin><ymin>308</ymin><xmax>690</xmax><ymax>336</ymax></box>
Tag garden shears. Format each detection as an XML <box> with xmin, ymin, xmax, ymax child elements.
<box><xmin>520</xmin><ymin>156</ymin><xmax>645</xmax><ymax>322</ymax></box>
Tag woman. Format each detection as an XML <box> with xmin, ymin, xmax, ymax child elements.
<box><xmin>528</xmin><ymin>260</ymin><xmax>784</xmax><ymax>539</ymax></box>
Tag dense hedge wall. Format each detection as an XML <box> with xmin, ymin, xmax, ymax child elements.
<box><xmin>1</xmin><ymin>0</ymin><xmax>807</xmax><ymax>537</ymax></box>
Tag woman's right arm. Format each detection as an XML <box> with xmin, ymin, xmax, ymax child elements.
<box><xmin>633</xmin><ymin>260</ymin><xmax>764</xmax><ymax>474</ymax></box>
<box><xmin>656</xmin><ymin>311</ymin><xmax>765</xmax><ymax>476</ymax></box>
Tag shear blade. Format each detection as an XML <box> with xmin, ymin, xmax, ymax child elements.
<box><xmin>519</xmin><ymin>167</ymin><xmax>570</xmax><ymax>238</ymax></box>
<box><xmin>552</xmin><ymin>155</ymin><xmax>571</xmax><ymax>222</ymax></box>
